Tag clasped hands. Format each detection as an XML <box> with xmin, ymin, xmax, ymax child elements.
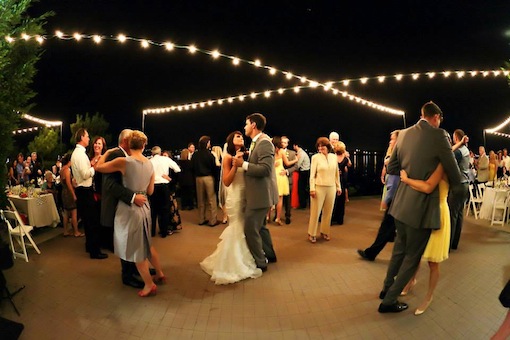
<box><xmin>232</xmin><ymin>150</ymin><xmax>245</xmax><ymax>167</ymax></box>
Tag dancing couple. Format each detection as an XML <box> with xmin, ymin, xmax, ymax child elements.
<box><xmin>201</xmin><ymin>113</ymin><xmax>279</xmax><ymax>284</ymax></box>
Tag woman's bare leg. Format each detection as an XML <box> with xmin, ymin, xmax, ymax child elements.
<box><xmin>148</xmin><ymin>246</ymin><xmax>165</xmax><ymax>279</ymax></box>
<box><xmin>135</xmin><ymin>259</ymin><xmax>155</xmax><ymax>293</ymax></box>
<box><xmin>71</xmin><ymin>209</ymin><xmax>81</xmax><ymax>236</ymax></box>
<box><xmin>415</xmin><ymin>261</ymin><xmax>439</xmax><ymax>314</ymax></box>
<box><xmin>62</xmin><ymin>210</ymin><xmax>70</xmax><ymax>235</ymax></box>
<box><xmin>492</xmin><ymin>310</ymin><xmax>510</xmax><ymax>340</ymax></box>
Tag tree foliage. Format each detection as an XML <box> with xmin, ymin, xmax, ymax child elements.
<box><xmin>70</xmin><ymin>112</ymin><xmax>112</xmax><ymax>147</ymax></box>
<box><xmin>0</xmin><ymin>0</ymin><xmax>52</xmax><ymax>207</ymax></box>
<box><xmin>28</xmin><ymin>127</ymin><xmax>63</xmax><ymax>163</ymax></box>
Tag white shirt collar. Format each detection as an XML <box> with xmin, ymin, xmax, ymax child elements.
<box><xmin>252</xmin><ymin>132</ymin><xmax>263</xmax><ymax>142</ymax></box>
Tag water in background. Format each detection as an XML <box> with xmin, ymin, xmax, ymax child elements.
<box><xmin>347</xmin><ymin>150</ymin><xmax>385</xmax><ymax>197</ymax></box>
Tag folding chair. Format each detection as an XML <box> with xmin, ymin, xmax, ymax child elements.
<box><xmin>466</xmin><ymin>184</ymin><xmax>483</xmax><ymax>219</ymax></box>
<box><xmin>0</xmin><ymin>209</ymin><xmax>41</xmax><ymax>262</ymax></box>
<box><xmin>477</xmin><ymin>182</ymin><xmax>486</xmax><ymax>200</ymax></box>
<box><xmin>491</xmin><ymin>190</ymin><xmax>509</xmax><ymax>226</ymax></box>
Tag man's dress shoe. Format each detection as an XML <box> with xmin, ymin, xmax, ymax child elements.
<box><xmin>379</xmin><ymin>290</ymin><xmax>387</xmax><ymax>299</ymax></box>
<box><xmin>149</xmin><ymin>268</ymin><xmax>156</xmax><ymax>276</ymax></box>
<box><xmin>357</xmin><ymin>249</ymin><xmax>375</xmax><ymax>262</ymax></box>
<box><xmin>123</xmin><ymin>277</ymin><xmax>144</xmax><ymax>289</ymax></box>
<box><xmin>90</xmin><ymin>252</ymin><xmax>108</xmax><ymax>260</ymax></box>
<box><xmin>285</xmin><ymin>218</ymin><xmax>291</xmax><ymax>225</ymax></box>
<box><xmin>257</xmin><ymin>266</ymin><xmax>268</xmax><ymax>272</ymax></box>
<box><xmin>378</xmin><ymin>302</ymin><xmax>408</xmax><ymax>313</ymax></box>
<box><xmin>208</xmin><ymin>221</ymin><xmax>220</xmax><ymax>227</ymax></box>
<box><xmin>267</xmin><ymin>257</ymin><xmax>277</xmax><ymax>263</ymax></box>
<box><xmin>198</xmin><ymin>220</ymin><xmax>209</xmax><ymax>226</ymax></box>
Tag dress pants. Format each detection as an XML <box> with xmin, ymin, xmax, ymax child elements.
<box><xmin>363</xmin><ymin>202</ymin><xmax>396</xmax><ymax>260</ymax></box>
<box><xmin>195</xmin><ymin>176</ymin><xmax>218</xmax><ymax>224</ymax></box>
<box><xmin>298</xmin><ymin>170</ymin><xmax>310</xmax><ymax>208</ymax></box>
<box><xmin>449</xmin><ymin>182</ymin><xmax>469</xmax><ymax>250</ymax></box>
<box><xmin>308</xmin><ymin>185</ymin><xmax>336</xmax><ymax>237</ymax></box>
<box><xmin>244</xmin><ymin>207</ymin><xmax>276</xmax><ymax>268</ymax></box>
<box><xmin>332</xmin><ymin>189</ymin><xmax>346</xmax><ymax>224</ymax></box>
<box><xmin>381</xmin><ymin>219</ymin><xmax>431</xmax><ymax>305</ymax></box>
<box><xmin>282</xmin><ymin>180</ymin><xmax>293</xmax><ymax>220</ymax></box>
<box><xmin>150</xmin><ymin>183</ymin><xmax>170</xmax><ymax>236</ymax></box>
<box><xmin>75</xmin><ymin>186</ymin><xmax>101</xmax><ymax>255</ymax></box>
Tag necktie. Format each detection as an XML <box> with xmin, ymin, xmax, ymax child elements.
<box><xmin>249</xmin><ymin>141</ymin><xmax>256</xmax><ymax>152</ymax></box>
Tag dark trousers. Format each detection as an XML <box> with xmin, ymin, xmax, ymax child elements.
<box><xmin>332</xmin><ymin>190</ymin><xmax>346</xmax><ymax>224</ymax></box>
<box><xmin>75</xmin><ymin>186</ymin><xmax>101</xmax><ymax>255</ymax></box>
<box><xmin>363</xmin><ymin>203</ymin><xmax>396</xmax><ymax>260</ymax></box>
<box><xmin>121</xmin><ymin>259</ymin><xmax>139</xmax><ymax>280</ymax></box>
<box><xmin>150</xmin><ymin>183</ymin><xmax>171</xmax><ymax>236</ymax></box>
<box><xmin>382</xmin><ymin>219</ymin><xmax>431</xmax><ymax>305</ymax></box>
<box><xmin>180</xmin><ymin>184</ymin><xmax>195</xmax><ymax>209</ymax></box>
<box><xmin>282</xmin><ymin>180</ymin><xmax>293</xmax><ymax>220</ymax></box>
<box><xmin>244</xmin><ymin>207</ymin><xmax>276</xmax><ymax>268</ymax></box>
<box><xmin>449</xmin><ymin>183</ymin><xmax>469</xmax><ymax>250</ymax></box>
<box><xmin>298</xmin><ymin>170</ymin><xmax>310</xmax><ymax>208</ymax></box>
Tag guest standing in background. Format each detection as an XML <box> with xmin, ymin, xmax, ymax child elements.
<box><xmin>476</xmin><ymin>146</ymin><xmax>489</xmax><ymax>183</ymax></box>
<box><xmin>71</xmin><ymin>128</ymin><xmax>108</xmax><ymax>259</ymax></box>
<box><xmin>294</xmin><ymin>142</ymin><xmax>311</xmax><ymax>209</ymax></box>
<box><xmin>489</xmin><ymin>150</ymin><xmax>498</xmax><ymax>183</ymax></box>
<box><xmin>179</xmin><ymin>148</ymin><xmax>195</xmax><ymax>210</ymax></box>
<box><xmin>281</xmin><ymin>136</ymin><xmax>298</xmax><ymax>224</ymax></box>
<box><xmin>60</xmin><ymin>153</ymin><xmax>84</xmax><ymax>237</ymax></box>
<box><xmin>89</xmin><ymin>136</ymin><xmax>109</xmax><ymax>250</ymax></box>
<box><xmin>331</xmin><ymin>141</ymin><xmax>350</xmax><ymax>225</ymax></box>
<box><xmin>307</xmin><ymin>137</ymin><xmax>341</xmax><ymax>243</ymax></box>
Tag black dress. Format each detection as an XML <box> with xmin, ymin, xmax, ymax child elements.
<box><xmin>332</xmin><ymin>157</ymin><xmax>349</xmax><ymax>225</ymax></box>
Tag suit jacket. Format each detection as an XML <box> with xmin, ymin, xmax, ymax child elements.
<box><xmin>284</xmin><ymin>149</ymin><xmax>298</xmax><ymax>186</ymax></box>
<box><xmin>245</xmin><ymin>134</ymin><xmax>279</xmax><ymax>209</ymax></box>
<box><xmin>477</xmin><ymin>154</ymin><xmax>489</xmax><ymax>182</ymax></box>
<box><xmin>388</xmin><ymin>119</ymin><xmax>462</xmax><ymax>230</ymax></box>
<box><xmin>100</xmin><ymin>148</ymin><xmax>135</xmax><ymax>227</ymax></box>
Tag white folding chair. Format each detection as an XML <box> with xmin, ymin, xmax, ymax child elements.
<box><xmin>1</xmin><ymin>209</ymin><xmax>41</xmax><ymax>262</ymax></box>
<box><xmin>491</xmin><ymin>190</ymin><xmax>509</xmax><ymax>226</ymax></box>
<box><xmin>477</xmin><ymin>182</ymin><xmax>486</xmax><ymax>200</ymax></box>
<box><xmin>467</xmin><ymin>184</ymin><xmax>483</xmax><ymax>219</ymax></box>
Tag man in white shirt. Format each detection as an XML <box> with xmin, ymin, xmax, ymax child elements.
<box><xmin>503</xmin><ymin>148</ymin><xmax>510</xmax><ymax>175</ymax></box>
<box><xmin>150</xmin><ymin>146</ymin><xmax>181</xmax><ymax>237</ymax></box>
<box><xmin>71</xmin><ymin>128</ymin><xmax>108</xmax><ymax>259</ymax></box>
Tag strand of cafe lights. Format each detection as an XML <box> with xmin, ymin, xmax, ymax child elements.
<box><xmin>4</xmin><ymin>31</ymin><xmax>405</xmax><ymax>124</ymax></box>
<box><xmin>12</xmin><ymin>113</ymin><xmax>63</xmax><ymax>137</ymax></box>
<box><xmin>484</xmin><ymin>117</ymin><xmax>510</xmax><ymax>145</ymax></box>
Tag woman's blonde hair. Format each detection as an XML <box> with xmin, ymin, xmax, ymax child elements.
<box><xmin>129</xmin><ymin>130</ymin><xmax>148</xmax><ymax>150</ymax></box>
<box><xmin>333</xmin><ymin>141</ymin><xmax>346</xmax><ymax>155</ymax></box>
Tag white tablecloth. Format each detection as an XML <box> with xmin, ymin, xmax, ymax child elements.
<box><xmin>9</xmin><ymin>194</ymin><xmax>60</xmax><ymax>227</ymax></box>
<box><xmin>479</xmin><ymin>187</ymin><xmax>509</xmax><ymax>220</ymax></box>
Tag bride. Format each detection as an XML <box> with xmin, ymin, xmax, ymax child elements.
<box><xmin>200</xmin><ymin>131</ymin><xmax>263</xmax><ymax>284</ymax></box>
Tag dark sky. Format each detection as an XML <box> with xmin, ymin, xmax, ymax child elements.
<box><xmin>24</xmin><ymin>1</ymin><xmax>510</xmax><ymax>152</ymax></box>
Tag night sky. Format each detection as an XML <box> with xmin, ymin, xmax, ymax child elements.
<box><xmin>23</xmin><ymin>1</ymin><xmax>510</xmax><ymax>152</ymax></box>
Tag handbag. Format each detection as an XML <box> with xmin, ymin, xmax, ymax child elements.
<box><xmin>499</xmin><ymin>280</ymin><xmax>510</xmax><ymax>308</ymax></box>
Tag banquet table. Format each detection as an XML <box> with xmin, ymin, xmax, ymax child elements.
<box><xmin>479</xmin><ymin>187</ymin><xmax>510</xmax><ymax>220</ymax></box>
<box><xmin>8</xmin><ymin>194</ymin><xmax>60</xmax><ymax>228</ymax></box>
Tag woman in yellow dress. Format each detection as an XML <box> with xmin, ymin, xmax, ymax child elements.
<box><xmin>399</xmin><ymin>163</ymin><xmax>449</xmax><ymax>315</ymax></box>
<box><xmin>269</xmin><ymin>136</ymin><xmax>298</xmax><ymax>225</ymax></box>
<box><xmin>489</xmin><ymin>150</ymin><xmax>498</xmax><ymax>182</ymax></box>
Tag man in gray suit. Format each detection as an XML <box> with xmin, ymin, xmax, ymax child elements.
<box><xmin>234</xmin><ymin>113</ymin><xmax>278</xmax><ymax>271</ymax></box>
<box><xmin>378</xmin><ymin>101</ymin><xmax>462</xmax><ymax>313</ymax></box>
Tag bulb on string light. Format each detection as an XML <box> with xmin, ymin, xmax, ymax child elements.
<box><xmin>332</xmin><ymin>89</ymin><xmax>339</xmax><ymax>95</ymax></box>
<box><xmin>360</xmin><ymin>77</ymin><xmax>368</xmax><ymax>84</ymax></box>
<box><xmin>427</xmin><ymin>72</ymin><xmax>436</xmax><ymax>78</ymax></box>
<box><xmin>504</xmin><ymin>70</ymin><xmax>510</xmax><ymax>76</ymax></box>
<box><xmin>412</xmin><ymin>73</ymin><xmax>419</xmax><ymax>80</ymax></box>
<box><xmin>93</xmin><ymin>35</ymin><xmax>102</xmax><ymax>43</ymax></box>
<box><xmin>493</xmin><ymin>70</ymin><xmax>501</xmax><ymax>76</ymax></box>
<box><xmin>456</xmin><ymin>71</ymin><xmax>465</xmax><ymax>78</ymax></box>
<box><xmin>35</xmin><ymin>36</ymin><xmax>44</xmax><ymax>44</ymax></box>
<box><xmin>239</xmin><ymin>95</ymin><xmax>245</xmax><ymax>101</ymax></box>
<box><xmin>285</xmin><ymin>72</ymin><xmax>293</xmax><ymax>80</ymax></box>
<box><xmin>56</xmin><ymin>30</ymin><xmax>64</xmax><ymax>38</ymax></box>
<box><xmin>254</xmin><ymin>59</ymin><xmax>261</xmax><ymax>67</ymax></box>
<box><xmin>483</xmin><ymin>71</ymin><xmax>489</xmax><ymax>77</ymax></box>
<box><xmin>470</xmin><ymin>70</ymin><xmax>478</xmax><ymax>77</ymax></box>
<box><xmin>217</xmin><ymin>99</ymin><xmax>223</xmax><ymax>105</ymax></box>
<box><xmin>300</xmin><ymin>77</ymin><xmax>307</xmax><ymax>84</ymax></box>
<box><xmin>164</xmin><ymin>42</ymin><xmax>174</xmax><ymax>50</ymax></box>
<box><xmin>309</xmin><ymin>81</ymin><xmax>319</xmax><ymax>88</ymax></box>
<box><xmin>232</xmin><ymin>57</ymin><xmax>240</xmax><ymax>65</ymax></box>
<box><xmin>269</xmin><ymin>68</ymin><xmax>276</xmax><ymax>75</ymax></box>
<box><xmin>117</xmin><ymin>34</ymin><xmax>127</xmax><ymax>42</ymax></box>
<box><xmin>211</xmin><ymin>50</ymin><xmax>220</xmax><ymax>59</ymax></box>
<box><xmin>264</xmin><ymin>91</ymin><xmax>271</xmax><ymax>98</ymax></box>
<box><xmin>443</xmin><ymin>71</ymin><xmax>451</xmax><ymax>77</ymax></box>
<box><xmin>199</xmin><ymin>102</ymin><xmax>205</xmax><ymax>107</ymax></box>
<box><xmin>141</xmin><ymin>40</ymin><xmax>149</xmax><ymax>48</ymax></box>
<box><xmin>250</xmin><ymin>92</ymin><xmax>257</xmax><ymax>99</ymax></box>
<box><xmin>395</xmin><ymin>74</ymin><xmax>403</xmax><ymax>81</ymax></box>
<box><xmin>73</xmin><ymin>33</ymin><xmax>82</xmax><ymax>41</ymax></box>
<box><xmin>5</xmin><ymin>36</ymin><xmax>14</xmax><ymax>43</ymax></box>
<box><xmin>278</xmin><ymin>88</ymin><xmax>284</xmax><ymax>94</ymax></box>
<box><xmin>207</xmin><ymin>100</ymin><xmax>213</xmax><ymax>106</ymax></box>
<box><xmin>293</xmin><ymin>86</ymin><xmax>300</xmax><ymax>93</ymax></box>
<box><xmin>21</xmin><ymin>33</ymin><xmax>30</xmax><ymax>40</ymax></box>
<box><xmin>192</xmin><ymin>104</ymin><xmax>197</xmax><ymax>109</ymax></box>
<box><xmin>227</xmin><ymin>97</ymin><xmax>234</xmax><ymax>103</ymax></box>
<box><xmin>378</xmin><ymin>76</ymin><xmax>385</xmax><ymax>83</ymax></box>
<box><xmin>342</xmin><ymin>79</ymin><xmax>349</xmax><ymax>86</ymax></box>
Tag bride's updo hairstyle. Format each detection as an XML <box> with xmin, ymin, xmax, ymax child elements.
<box><xmin>226</xmin><ymin>131</ymin><xmax>243</xmax><ymax>156</ymax></box>
<box><xmin>129</xmin><ymin>130</ymin><xmax>148</xmax><ymax>150</ymax></box>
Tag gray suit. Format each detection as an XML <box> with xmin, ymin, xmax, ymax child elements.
<box><xmin>244</xmin><ymin>133</ymin><xmax>278</xmax><ymax>268</ymax></box>
<box><xmin>382</xmin><ymin>119</ymin><xmax>462</xmax><ymax>305</ymax></box>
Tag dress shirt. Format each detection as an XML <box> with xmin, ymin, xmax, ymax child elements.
<box><xmin>151</xmin><ymin>154</ymin><xmax>181</xmax><ymax>184</ymax></box>
<box><xmin>71</xmin><ymin>144</ymin><xmax>94</xmax><ymax>187</ymax></box>
<box><xmin>309</xmin><ymin>153</ymin><xmax>340</xmax><ymax>191</ymax></box>
<box><xmin>503</xmin><ymin>155</ymin><xmax>510</xmax><ymax>171</ymax></box>
<box><xmin>383</xmin><ymin>174</ymin><xmax>400</xmax><ymax>206</ymax></box>
<box><xmin>296</xmin><ymin>149</ymin><xmax>310</xmax><ymax>171</ymax></box>
<box><xmin>242</xmin><ymin>132</ymin><xmax>263</xmax><ymax>171</ymax></box>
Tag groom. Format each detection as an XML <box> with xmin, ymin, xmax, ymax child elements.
<box><xmin>234</xmin><ymin>113</ymin><xmax>278</xmax><ymax>272</ymax></box>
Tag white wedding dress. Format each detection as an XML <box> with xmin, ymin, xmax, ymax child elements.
<box><xmin>200</xmin><ymin>167</ymin><xmax>263</xmax><ymax>284</ymax></box>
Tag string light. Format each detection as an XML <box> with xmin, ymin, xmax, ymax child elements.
<box><xmin>11</xmin><ymin>112</ymin><xmax>63</xmax><ymax>135</ymax></box>
<box><xmin>485</xmin><ymin>117</ymin><xmax>510</xmax><ymax>133</ymax></box>
<box><xmin>12</xmin><ymin>127</ymin><xmax>39</xmax><ymax>135</ymax></box>
<box><xmin>142</xmin><ymin>84</ymin><xmax>405</xmax><ymax>116</ymax></box>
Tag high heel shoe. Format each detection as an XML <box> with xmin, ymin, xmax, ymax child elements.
<box><xmin>414</xmin><ymin>297</ymin><xmax>433</xmax><ymax>315</ymax></box>
<box><xmin>400</xmin><ymin>279</ymin><xmax>417</xmax><ymax>296</ymax></box>
<box><xmin>275</xmin><ymin>219</ymin><xmax>283</xmax><ymax>226</ymax></box>
<box><xmin>152</xmin><ymin>275</ymin><xmax>167</xmax><ymax>284</ymax></box>
<box><xmin>321</xmin><ymin>233</ymin><xmax>330</xmax><ymax>241</ymax></box>
<box><xmin>138</xmin><ymin>284</ymin><xmax>157</xmax><ymax>297</ymax></box>
<box><xmin>308</xmin><ymin>235</ymin><xmax>316</xmax><ymax>243</ymax></box>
